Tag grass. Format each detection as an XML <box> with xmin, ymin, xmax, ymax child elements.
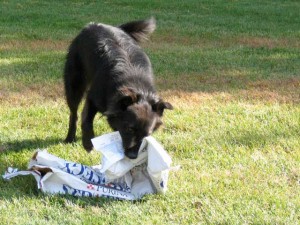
<box><xmin>0</xmin><ymin>0</ymin><xmax>300</xmax><ymax>224</ymax></box>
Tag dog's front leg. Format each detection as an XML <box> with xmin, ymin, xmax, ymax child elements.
<box><xmin>65</xmin><ymin>112</ymin><xmax>78</xmax><ymax>143</ymax></box>
<box><xmin>81</xmin><ymin>99</ymin><xmax>97</xmax><ymax>152</ymax></box>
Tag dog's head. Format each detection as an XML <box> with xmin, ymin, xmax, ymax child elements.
<box><xmin>106</xmin><ymin>87</ymin><xmax>173</xmax><ymax>159</ymax></box>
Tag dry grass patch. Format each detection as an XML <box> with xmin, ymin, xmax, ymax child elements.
<box><xmin>146</xmin><ymin>35</ymin><xmax>300</xmax><ymax>50</ymax></box>
<box><xmin>237</xmin><ymin>37</ymin><xmax>300</xmax><ymax>49</ymax></box>
<box><xmin>1</xmin><ymin>76</ymin><xmax>299</xmax><ymax>108</ymax></box>
<box><xmin>158</xmin><ymin>74</ymin><xmax>300</xmax><ymax>105</ymax></box>
<box><xmin>0</xmin><ymin>82</ymin><xmax>64</xmax><ymax>106</ymax></box>
<box><xmin>0</xmin><ymin>39</ymin><xmax>69</xmax><ymax>51</ymax></box>
<box><xmin>161</xmin><ymin>88</ymin><xmax>299</xmax><ymax>108</ymax></box>
<box><xmin>246</xmin><ymin>78</ymin><xmax>300</xmax><ymax>103</ymax></box>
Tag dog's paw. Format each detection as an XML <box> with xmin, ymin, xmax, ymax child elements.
<box><xmin>82</xmin><ymin>139</ymin><xmax>93</xmax><ymax>152</ymax></box>
<box><xmin>64</xmin><ymin>136</ymin><xmax>76</xmax><ymax>143</ymax></box>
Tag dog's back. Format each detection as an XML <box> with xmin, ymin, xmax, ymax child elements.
<box><xmin>64</xmin><ymin>18</ymin><xmax>157</xmax><ymax>113</ymax></box>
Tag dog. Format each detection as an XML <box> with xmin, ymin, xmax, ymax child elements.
<box><xmin>64</xmin><ymin>17</ymin><xmax>173</xmax><ymax>159</ymax></box>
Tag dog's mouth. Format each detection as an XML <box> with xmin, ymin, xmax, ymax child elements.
<box><xmin>124</xmin><ymin>144</ymin><xmax>140</xmax><ymax>159</ymax></box>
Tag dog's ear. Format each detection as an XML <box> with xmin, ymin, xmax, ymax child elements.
<box><xmin>118</xmin><ymin>87</ymin><xmax>138</xmax><ymax>110</ymax></box>
<box><xmin>152</xmin><ymin>99</ymin><xmax>173</xmax><ymax>116</ymax></box>
<box><xmin>105</xmin><ymin>88</ymin><xmax>138</xmax><ymax>116</ymax></box>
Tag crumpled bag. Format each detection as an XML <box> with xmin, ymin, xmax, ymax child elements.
<box><xmin>2</xmin><ymin>132</ymin><xmax>174</xmax><ymax>200</ymax></box>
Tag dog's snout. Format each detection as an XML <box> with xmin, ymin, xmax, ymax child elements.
<box><xmin>125</xmin><ymin>150</ymin><xmax>138</xmax><ymax>159</ymax></box>
<box><xmin>125</xmin><ymin>143</ymin><xmax>141</xmax><ymax>159</ymax></box>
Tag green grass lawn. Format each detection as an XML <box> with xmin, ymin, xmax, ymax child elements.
<box><xmin>1</xmin><ymin>0</ymin><xmax>300</xmax><ymax>224</ymax></box>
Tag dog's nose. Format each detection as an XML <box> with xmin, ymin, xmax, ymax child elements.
<box><xmin>125</xmin><ymin>151</ymin><xmax>138</xmax><ymax>159</ymax></box>
<box><xmin>125</xmin><ymin>145</ymin><xmax>140</xmax><ymax>159</ymax></box>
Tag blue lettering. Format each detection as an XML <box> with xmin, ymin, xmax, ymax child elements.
<box><xmin>60</xmin><ymin>163</ymin><xmax>71</xmax><ymax>174</ymax></box>
<box><xmin>62</xmin><ymin>184</ymin><xmax>71</xmax><ymax>194</ymax></box>
<box><xmin>79</xmin><ymin>190</ymin><xmax>93</xmax><ymax>197</ymax></box>
<box><xmin>70</xmin><ymin>163</ymin><xmax>84</xmax><ymax>176</ymax></box>
<box><xmin>86</xmin><ymin>170</ymin><xmax>93</xmax><ymax>182</ymax></box>
<box><xmin>102</xmin><ymin>187</ymin><xmax>109</xmax><ymax>194</ymax></box>
<box><xmin>62</xmin><ymin>184</ymin><xmax>132</xmax><ymax>199</ymax></box>
<box><xmin>62</xmin><ymin>184</ymin><xmax>93</xmax><ymax>197</ymax></box>
<box><xmin>60</xmin><ymin>163</ymin><xmax>106</xmax><ymax>185</ymax></box>
<box><xmin>60</xmin><ymin>163</ymin><xmax>84</xmax><ymax>176</ymax></box>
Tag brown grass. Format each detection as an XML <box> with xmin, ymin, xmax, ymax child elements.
<box><xmin>1</xmin><ymin>36</ymin><xmax>299</xmax><ymax>106</ymax></box>
<box><xmin>0</xmin><ymin>83</ymin><xmax>64</xmax><ymax>106</ymax></box>
<box><xmin>159</xmin><ymin>76</ymin><xmax>300</xmax><ymax>106</ymax></box>
<box><xmin>146</xmin><ymin>35</ymin><xmax>300</xmax><ymax>50</ymax></box>
<box><xmin>236</xmin><ymin>37</ymin><xmax>300</xmax><ymax>49</ymax></box>
<box><xmin>0</xmin><ymin>39</ymin><xmax>70</xmax><ymax>51</ymax></box>
<box><xmin>1</xmin><ymin>76</ymin><xmax>299</xmax><ymax>109</ymax></box>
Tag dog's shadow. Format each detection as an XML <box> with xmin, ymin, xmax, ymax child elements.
<box><xmin>0</xmin><ymin>137</ymin><xmax>63</xmax><ymax>153</ymax></box>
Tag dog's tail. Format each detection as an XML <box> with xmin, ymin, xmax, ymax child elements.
<box><xmin>119</xmin><ymin>17</ymin><xmax>156</xmax><ymax>42</ymax></box>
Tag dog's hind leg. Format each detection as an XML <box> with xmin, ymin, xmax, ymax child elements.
<box><xmin>64</xmin><ymin>52</ymin><xmax>86</xmax><ymax>144</ymax></box>
<box><xmin>81</xmin><ymin>98</ymin><xmax>98</xmax><ymax>151</ymax></box>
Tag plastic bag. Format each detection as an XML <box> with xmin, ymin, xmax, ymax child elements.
<box><xmin>3</xmin><ymin>132</ymin><xmax>173</xmax><ymax>200</ymax></box>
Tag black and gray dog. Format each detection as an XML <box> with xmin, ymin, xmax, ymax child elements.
<box><xmin>64</xmin><ymin>18</ymin><xmax>173</xmax><ymax>159</ymax></box>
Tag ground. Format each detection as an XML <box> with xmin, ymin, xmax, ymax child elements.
<box><xmin>0</xmin><ymin>1</ymin><xmax>299</xmax><ymax>224</ymax></box>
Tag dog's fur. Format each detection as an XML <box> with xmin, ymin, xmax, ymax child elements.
<box><xmin>64</xmin><ymin>18</ymin><xmax>173</xmax><ymax>159</ymax></box>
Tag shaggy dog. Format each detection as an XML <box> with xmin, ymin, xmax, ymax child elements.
<box><xmin>64</xmin><ymin>18</ymin><xmax>173</xmax><ymax>159</ymax></box>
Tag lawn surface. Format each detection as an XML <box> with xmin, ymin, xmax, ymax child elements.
<box><xmin>0</xmin><ymin>0</ymin><xmax>300</xmax><ymax>224</ymax></box>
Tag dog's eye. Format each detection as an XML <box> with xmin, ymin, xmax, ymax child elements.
<box><xmin>125</xmin><ymin>127</ymin><xmax>135</xmax><ymax>133</ymax></box>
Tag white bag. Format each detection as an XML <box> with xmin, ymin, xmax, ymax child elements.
<box><xmin>3</xmin><ymin>132</ymin><xmax>174</xmax><ymax>200</ymax></box>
